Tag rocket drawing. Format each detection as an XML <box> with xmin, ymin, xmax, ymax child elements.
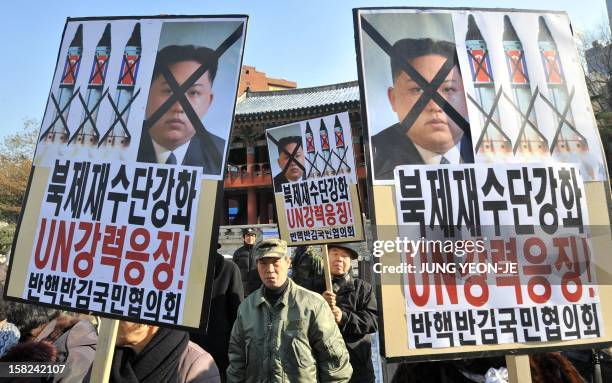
<box><xmin>305</xmin><ymin>122</ymin><xmax>319</xmax><ymax>178</ymax></box>
<box><xmin>71</xmin><ymin>23</ymin><xmax>111</xmax><ymax>148</ymax></box>
<box><xmin>319</xmin><ymin>119</ymin><xmax>333</xmax><ymax>176</ymax></box>
<box><xmin>538</xmin><ymin>16</ymin><xmax>588</xmax><ymax>159</ymax></box>
<box><xmin>333</xmin><ymin>115</ymin><xmax>350</xmax><ymax>174</ymax></box>
<box><xmin>100</xmin><ymin>23</ymin><xmax>140</xmax><ymax>150</ymax></box>
<box><xmin>40</xmin><ymin>24</ymin><xmax>83</xmax><ymax>144</ymax></box>
<box><xmin>502</xmin><ymin>15</ymin><xmax>549</xmax><ymax>159</ymax></box>
<box><xmin>465</xmin><ymin>15</ymin><xmax>512</xmax><ymax>160</ymax></box>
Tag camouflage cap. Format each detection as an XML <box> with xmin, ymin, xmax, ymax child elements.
<box><xmin>253</xmin><ymin>239</ymin><xmax>288</xmax><ymax>261</ymax></box>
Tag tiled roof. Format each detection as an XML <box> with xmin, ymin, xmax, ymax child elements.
<box><xmin>235</xmin><ymin>81</ymin><xmax>359</xmax><ymax>117</ymax></box>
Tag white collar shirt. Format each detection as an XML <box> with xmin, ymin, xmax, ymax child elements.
<box><xmin>152</xmin><ymin>139</ymin><xmax>191</xmax><ymax>165</ymax></box>
<box><xmin>414</xmin><ymin>141</ymin><xmax>462</xmax><ymax>165</ymax></box>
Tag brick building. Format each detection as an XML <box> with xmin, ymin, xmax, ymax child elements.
<box><xmin>238</xmin><ymin>65</ymin><xmax>297</xmax><ymax>95</ymax></box>
<box><xmin>221</xmin><ymin>80</ymin><xmax>367</xmax><ymax>225</ymax></box>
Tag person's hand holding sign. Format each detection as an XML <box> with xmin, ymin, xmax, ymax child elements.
<box><xmin>322</xmin><ymin>290</ymin><xmax>336</xmax><ymax>307</ymax></box>
<box><xmin>323</xmin><ymin>291</ymin><xmax>343</xmax><ymax>324</ymax></box>
<box><xmin>331</xmin><ymin>306</ymin><xmax>343</xmax><ymax>324</ymax></box>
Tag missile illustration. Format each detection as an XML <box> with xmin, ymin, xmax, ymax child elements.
<box><xmin>502</xmin><ymin>15</ymin><xmax>549</xmax><ymax>159</ymax></box>
<box><xmin>304</xmin><ymin>122</ymin><xmax>320</xmax><ymax>178</ymax></box>
<box><xmin>319</xmin><ymin>119</ymin><xmax>333</xmax><ymax>176</ymax></box>
<box><xmin>70</xmin><ymin>23</ymin><xmax>111</xmax><ymax>151</ymax></box>
<box><xmin>465</xmin><ymin>15</ymin><xmax>512</xmax><ymax>160</ymax></box>
<box><xmin>538</xmin><ymin>16</ymin><xmax>588</xmax><ymax>161</ymax></box>
<box><xmin>40</xmin><ymin>24</ymin><xmax>83</xmax><ymax>144</ymax></box>
<box><xmin>100</xmin><ymin>23</ymin><xmax>141</xmax><ymax>151</ymax></box>
<box><xmin>333</xmin><ymin>115</ymin><xmax>350</xmax><ymax>174</ymax></box>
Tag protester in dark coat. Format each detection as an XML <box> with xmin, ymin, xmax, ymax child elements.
<box><xmin>291</xmin><ymin>245</ymin><xmax>326</xmax><ymax>294</ymax></box>
<box><xmin>232</xmin><ymin>228</ymin><xmax>258</xmax><ymax>296</ymax></box>
<box><xmin>322</xmin><ymin>244</ymin><xmax>378</xmax><ymax>383</ymax></box>
<box><xmin>190</xmin><ymin>251</ymin><xmax>243</xmax><ymax>381</ymax></box>
<box><xmin>113</xmin><ymin>321</ymin><xmax>220</xmax><ymax>383</ymax></box>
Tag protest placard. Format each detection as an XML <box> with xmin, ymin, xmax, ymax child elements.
<box><xmin>394</xmin><ymin>163</ymin><xmax>601</xmax><ymax>349</ymax></box>
<box><xmin>267</xmin><ymin>112</ymin><xmax>364</xmax><ymax>245</ymax></box>
<box><xmin>6</xmin><ymin>15</ymin><xmax>248</xmax><ymax>329</ymax></box>
<box><xmin>353</xmin><ymin>7</ymin><xmax>611</xmax><ymax>360</ymax></box>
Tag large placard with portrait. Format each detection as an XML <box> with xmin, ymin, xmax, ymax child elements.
<box><xmin>6</xmin><ymin>15</ymin><xmax>247</xmax><ymax>329</ymax></box>
<box><xmin>354</xmin><ymin>7</ymin><xmax>611</xmax><ymax>360</ymax></box>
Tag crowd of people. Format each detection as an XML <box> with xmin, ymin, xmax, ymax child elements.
<box><xmin>0</xmin><ymin>229</ymin><xmax>608</xmax><ymax>382</ymax></box>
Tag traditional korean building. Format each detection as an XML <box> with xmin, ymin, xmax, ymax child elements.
<box><xmin>221</xmin><ymin>80</ymin><xmax>367</xmax><ymax>225</ymax></box>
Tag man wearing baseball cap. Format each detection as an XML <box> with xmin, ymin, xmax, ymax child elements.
<box><xmin>227</xmin><ymin>239</ymin><xmax>353</xmax><ymax>382</ymax></box>
<box><xmin>322</xmin><ymin>243</ymin><xmax>378</xmax><ymax>383</ymax></box>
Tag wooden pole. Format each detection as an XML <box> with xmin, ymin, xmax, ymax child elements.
<box><xmin>322</xmin><ymin>244</ymin><xmax>332</xmax><ymax>292</ymax></box>
<box><xmin>90</xmin><ymin>318</ymin><xmax>119</xmax><ymax>383</ymax></box>
<box><xmin>505</xmin><ymin>354</ymin><xmax>531</xmax><ymax>383</ymax></box>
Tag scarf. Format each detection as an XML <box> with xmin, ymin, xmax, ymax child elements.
<box><xmin>110</xmin><ymin>327</ymin><xmax>189</xmax><ymax>383</ymax></box>
<box><xmin>263</xmin><ymin>279</ymin><xmax>289</xmax><ymax>305</ymax></box>
<box><xmin>332</xmin><ymin>273</ymin><xmax>350</xmax><ymax>293</ymax></box>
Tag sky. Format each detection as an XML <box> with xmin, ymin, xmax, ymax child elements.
<box><xmin>0</xmin><ymin>0</ymin><xmax>608</xmax><ymax>139</ymax></box>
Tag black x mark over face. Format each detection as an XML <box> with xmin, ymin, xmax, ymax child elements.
<box><xmin>142</xmin><ymin>23</ymin><xmax>243</xmax><ymax>163</ymax></box>
<box><xmin>145</xmin><ymin>61</ymin><xmax>214</xmax><ymax>150</ymax></box>
<box><xmin>267</xmin><ymin>134</ymin><xmax>306</xmax><ymax>181</ymax></box>
<box><xmin>278</xmin><ymin>142</ymin><xmax>305</xmax><ymax>181</ymax></box>
<box><xmin>361</xmin><ymin>17</ymin><xmax>472</xmax><ymax>155</ymax></box>
<box><xmin>388</xmin><ymin>54</ymin><xmax>468</xmax><ymax>154</ymax></box>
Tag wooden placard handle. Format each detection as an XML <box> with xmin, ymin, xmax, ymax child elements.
<box><xmin>322</xmin><ymin>244</ymin><xmax>332</xmax><ymax>292</ymax></box>
<box><xmin>505</xmin><ymin>354</ymin><xmax>531</xmax><ymax>383</ymax></box>
<box><xmin>90</xmin><ymin>317</ymin><xmax>119</xmax><ymax>383</ymax></box>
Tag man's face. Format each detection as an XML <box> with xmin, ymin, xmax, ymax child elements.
<box><xmin>243</xmin><ymin>233</ymin><xmax>256</xmax><ymax>245</ymax></box>
<box><xmin>145</xmin><ymin>60</ymin><xmax>214</xmax><ymax>150</ymax></box>
<box><xmin>115</xmin><ymin>321</ymin><xmax>150</xmax><ymax>348</ymax></box>
<box><xmin>329</xmin><ymin>247</ymin><xmax>352</xmax><ymax>276</ymax></box>
<box><xmin>257</xmin><ymin>256</ymin><xmax>290</xmax><ymax>289</ymax></box>
<box><xmin>277</xmin><ymin>142</ymin><xmax>304</xmax><ymax>181</ymax></box>
<box><xmin>387</xmin><ymin>54</ymin><xmax>467</xmax><ymax>153</ymax></box>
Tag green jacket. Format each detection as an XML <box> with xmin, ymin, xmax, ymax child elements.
<box><xmin>227</xmin><ymin>279</ymin><xmax>353</xmax><ymax>383</ymax></box>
